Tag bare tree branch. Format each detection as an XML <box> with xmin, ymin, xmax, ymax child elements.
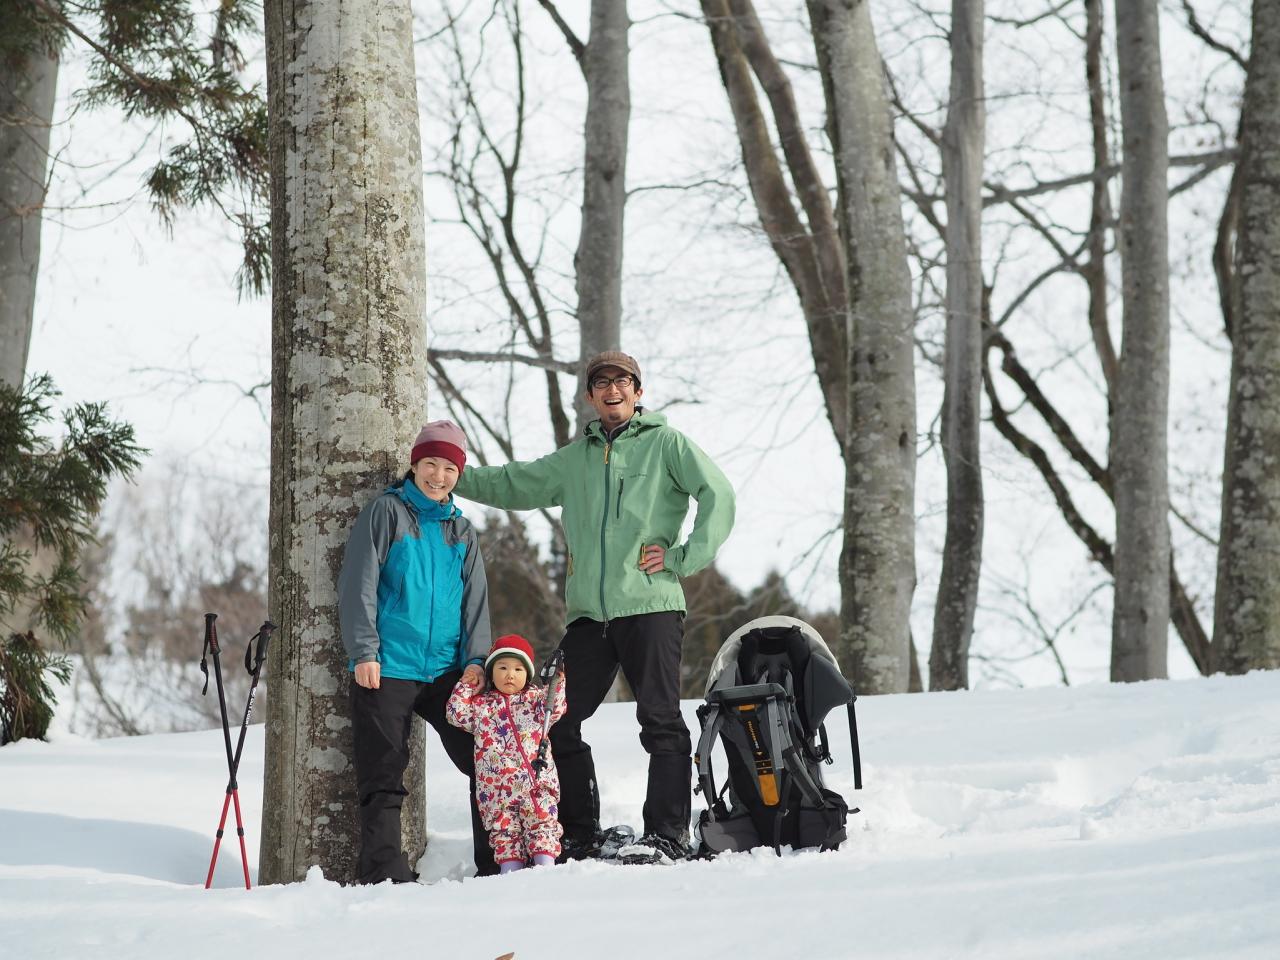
<box><xmin>429</xmin><ymin>348</ymin><xmax>576</xmax><ymax>374</ymax></box>
<box><xmin>985</xmin><ymin>331</ymin><xmax>1212</xmax><ymax>674</ymax></box>
<box><xmin>987</xmin><ymin>328</ymin><xmax>1109</xmax><ymax>492</ymax></box>
<box><xmin>988</xmin><ymin>0</ymin><xmax>1074</xmax><ymax>30</ymax></box>
<box><xmin>1083</xmin><ymin>0</ymin><xmax>1118</xmax><ymax>397</ymax></box>
<box><xmin>537</xmin><ymin>0</ymin><xmax>587</xmax><ymax>69</ymax></box>
<box><xmin>429</xmin><ymin>355</ymin><xmax>517</xmax><ymax>461</ymax></box>
<box><xmin>438</xmin><ymin>1</ymin><xmax>573</xmax><ymax>448</ymax></box>
<box><xmin>700</xmin><ymin>0</ymin><xmax>849</xmax><ymax>457</ymax></box>
<box><xmin>1179</xmin><ymin>0</ymin><xmax>1247</xmax><ymax>71</ymax></box>
<box><xmin>982</xmin><ymin>149</ymin><xmax>1236</xmax><ymax>206</ymax></box>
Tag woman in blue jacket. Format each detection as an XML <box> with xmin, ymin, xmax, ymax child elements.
<box><xmin>338</xmin><ymin>421</ymin><xmax>494</xmax><ymax>882</ymax></box>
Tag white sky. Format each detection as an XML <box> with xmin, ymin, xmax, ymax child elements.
<box><xmin>24</xmin><ymin>0</ymin><xmax>1247</xmax><ymax>689</ymax></box>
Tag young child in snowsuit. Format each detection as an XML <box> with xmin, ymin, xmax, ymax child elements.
<box><xmin>447</xmin><ymin>634</ymin><xmax>567</xmax><ymax>873</ymax></box>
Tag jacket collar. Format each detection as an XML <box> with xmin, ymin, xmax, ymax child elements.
<box><xmin>391</xmin><ymin>478</ymin><xmax>460</xmax><ymax>521</ymax></box>
<box><xmin>584</xmin><ymin>408</ymin><xmax>667</xmax><ymax>443</ymax></box>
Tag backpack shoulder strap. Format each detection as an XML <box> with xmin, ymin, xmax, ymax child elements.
<box><xmin>775</xmin><ymin>710</ymin><xmax>848</xmax><ymax>853</ymax></box>
<box><xmin>694</xmin><ymin>702</ymin><xmax>725</xmax><ymax>816</ymax></box>
<box><xmin>848</xmin><ymin>699</ymin><xmax>863</xmax><ymax>790</ymax></box>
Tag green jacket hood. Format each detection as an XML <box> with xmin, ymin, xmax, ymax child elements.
<box><xmin>583</xmin><ymin>409</ymin><xmax>667</xmax><ymax>443</ymax></box>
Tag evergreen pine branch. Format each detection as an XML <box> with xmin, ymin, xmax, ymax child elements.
<box><xmin>14</xmin><ymin>0</ymin><xmax>271</xmax><ymax>295</ymax></box>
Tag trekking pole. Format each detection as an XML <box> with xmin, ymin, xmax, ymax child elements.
<box><xmin>199</xmin><ymin>614</ymin><xmax>238</xmax><ymax>884</ymax></box>
<box><xmin>201</xmin><ymin>617</ymin><xmax>276</xmax><ymax>889</ymax></box>
<box><xmin>530</xmin><ymin>647</ymin><xmax>565</xmax><ymax>774</ymax></box>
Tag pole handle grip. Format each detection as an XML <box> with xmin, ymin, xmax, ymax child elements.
<box><xmin>204</xmin><ymin>613</ymin><xmax>219</xmax><ymax>654</ymax></box>
<box><xmin>538</xmin><ymin>647</ymin><xmax>565</xmax><ymax>685</ymax></box>
<box><xmin>246</xmin><ymin>620</ymin><xmax>276</xmax><ymax>673</ymax></box>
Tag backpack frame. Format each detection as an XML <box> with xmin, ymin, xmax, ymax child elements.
<box><xmin>693</xmin><ymin>616</ymin><xmax>862</xmax><ymax>857</ymax></box>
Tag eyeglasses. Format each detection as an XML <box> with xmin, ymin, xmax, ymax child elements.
<box><xmin>589</xmin><ymin>375</ymin><xmax>635</xmax><ymax>391</ymax></box>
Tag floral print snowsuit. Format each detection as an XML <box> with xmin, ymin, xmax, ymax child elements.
<box><xmin>446</xmin><ymin>679</ymin><xmax>568</xmax><ymax>865</ymax></box>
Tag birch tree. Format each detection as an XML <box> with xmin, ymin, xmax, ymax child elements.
<box><xmin>260</xmin><ymin>0</ymin><xmax>428</xmax><ymax>885</ymax></box>
<box><xmin>808</xmin><ymin>0</ymin><xmax>917</xmax><ymax>694</ymax></box>
<box><xmin>929</xmin><ymin>0</ymin><xmax>985</xmax><ymax>691</ymax></box>
<box><xmin>1214</xmin><ymin>0</ymin><xmax>1280</xmax><ymax>674</ymax></box>
<box><xmin>1111</xmin><ymin>0</ymin><xmax>1171</xmax><ymax>682</ymax></box>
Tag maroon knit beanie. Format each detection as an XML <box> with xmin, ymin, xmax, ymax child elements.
<box><xmin>410</xmin><ymin>420</ymin><xmax>466</xmax><ymax>474</ymax></box>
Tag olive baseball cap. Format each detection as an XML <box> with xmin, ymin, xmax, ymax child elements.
<box><xmin>585</xmin><ymin>350</ymin><xmax>641</xmax><ymax>386</ymax></box>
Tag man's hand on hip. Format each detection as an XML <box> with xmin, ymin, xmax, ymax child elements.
<box><xmin>639</xmin><ymin>544</ymin><xmax>667</xmax><ymax>574</ymax></box>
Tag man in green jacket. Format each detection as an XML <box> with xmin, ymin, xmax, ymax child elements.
<box><xmin>453</xmin><ymin>351</ymin><xmax>735</xmax><ymax>863</ymax></box>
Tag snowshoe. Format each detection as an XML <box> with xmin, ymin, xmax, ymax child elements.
<box><xmin>560</xmin><ymin>824</ymin><xmax>636</xmax><ymax>863</ymax></box>
<box><xmin>595</xmin><ymin>824</ymin><xmax>637</xmax><ymax>860</ymax></box>
<box><xmin>615</xmin><ymin>832</ymin><xmax>693</xmax><ymax>866</ymax></box>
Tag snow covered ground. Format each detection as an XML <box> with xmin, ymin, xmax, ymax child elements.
<box><xmin>3</xmin><ymin>671</ymin><xmax>1279</xmax><ymax>960</ymax></box>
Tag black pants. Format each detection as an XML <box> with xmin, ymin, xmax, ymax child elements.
<box><xmin>549</xmin><ymin>611</ymin><xmax>692</xmax><ymax>841</ymax></box>
<box><xmin>350</xmin><ymin>670</ymin><xmax>497</xmax><ymax>883</ymax></box>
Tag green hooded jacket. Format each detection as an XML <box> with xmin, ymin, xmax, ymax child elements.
<box><xmin>453</xmin><ymin>411</ymin><xmax>736</xmax><ymax>624</ymax></box>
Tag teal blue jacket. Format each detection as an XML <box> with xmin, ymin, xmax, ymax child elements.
<box><xmin>337</xmin><ymin>479</ymin><xmax>491</xmax><ymax>682</ymax></box>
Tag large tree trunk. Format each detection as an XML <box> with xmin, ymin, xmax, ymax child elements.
<box><xmin>0</xmin><ymin>47</ymin><xmax>58</xmax><ymax>391</ymax></box>
<box><xmin>1213</xmin><ymin>0</ymin><xmax>1280</xmax><ymax>675</ymax></box>
<box><xmin>1111</xmin><ymin>0</ymin><xmax>1170</xmax><ymax>682</ymax></box>
<box><xmin>260</xmin><ymin>0</ymin><xmax>428</xmax><ymax>885</ymax></box>
<box><xmin>573</xmin><ymin>0</ymin><xmax>630</xmax><ymax>432</ymax></box>
<box><xmin>929</xmin><ymin>0</ymin><xmax>985</xmax><ymax>692</ymax></box>
<box><xmin>808</xmin><ymin>0</ymin><xmax>917</xmax><ymax>694</ymax></box>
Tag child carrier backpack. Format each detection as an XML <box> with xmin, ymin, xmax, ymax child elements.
<box><xmin>694</xmin><ymin>615</ymin><xmax>862</xmax><ymax>856</ymax></box>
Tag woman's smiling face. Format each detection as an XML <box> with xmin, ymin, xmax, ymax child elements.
<box><xmin>412</xmin><ymin>456</ymin><xmax>459</xmax><ymax>502</ymax></box>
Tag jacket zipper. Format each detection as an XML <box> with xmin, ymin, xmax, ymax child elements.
<box><xmin>501</xmin><ymin>695</ymin><xmax>546</xmax><ymax>818</ymax></box>
<box><xmin>616</xmin><ymin>477</ymin><xmax>624</xmax><ymax>519</ymax></box>
<box><xmin>599</xmin><ymin>440</ymin><xmax>612</xmax><ymax>621</ymax></box>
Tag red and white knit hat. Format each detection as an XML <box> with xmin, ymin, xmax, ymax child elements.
<box><xmin>410</xmin><ymin>420</ymin><xmax>466</xmax><ymax>473</ymax></box>
<box><xmin>484</xmin><ymin>634</ymin><xmax>536</xmax><ymax>676</ymax></box>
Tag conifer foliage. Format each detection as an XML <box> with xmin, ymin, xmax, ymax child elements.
<box><xmin>0</xmin><ymin>374</ymin><xmax>143</xmax><ymax>742</ymax></box>
<box><xmin>0</xmin><ymin>0</ymin><xmax>269</xmax><ymax>295</ymax></box>
<box><xmin>0</xmin><ymin>632</ymin><xmax>71</xmax><ymax>743</ymax></box>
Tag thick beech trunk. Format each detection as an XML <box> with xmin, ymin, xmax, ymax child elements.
<box><xmin>808</xmin><ymin>0</ymin><xmax>917</xmax><ymax>694</ymax></box>
<box><xmin>1213</xmin><ymin>0</ymin><xmax>1280</xmax><ymax>675</ymax></box>
<box><xmin>261</xmin><ymin>0</ymin><xmax>428</xmax><ymax>884</ymax></box>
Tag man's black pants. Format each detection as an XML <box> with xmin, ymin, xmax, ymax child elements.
<box><xmin>350</xmin><ymin>670</ymin><xmax>497</xmax><ymax>883</ymax></box>
<box><xmin>549</xmin><ymin>611</ymin><xmax>692</xmax><ymax>842</ymax></box>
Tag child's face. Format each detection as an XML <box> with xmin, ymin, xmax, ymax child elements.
<box><xmin>491</xmin><ymin>656</ymin><xmax>528</xmax><ymax>695</ymax></box>
<box><xmin>412</xmin><ymin>456</ymin><xmax>459</xmax><ymax>503</ymax></box>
